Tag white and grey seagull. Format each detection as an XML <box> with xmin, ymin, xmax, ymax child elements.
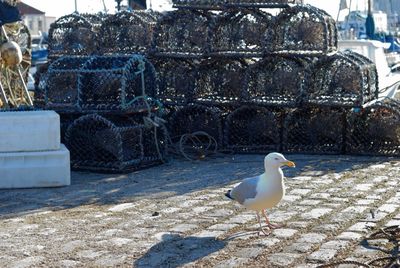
<box><xmin>225</xmin><ymin>152</ymin><xmax>295</xmax><ymax>235</ymax></box>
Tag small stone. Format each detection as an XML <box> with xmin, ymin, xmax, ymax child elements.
<box><xmin>170</xmin><ymin>224</ymin><xmax>199</xmax><ymax>233</ymax></box>
<box><xmin>301</xmin><ymin>208</ymin><xmax>332</xmax><ymax>220</ymax></box>
<box><xmin>336</xmin><ymin>232</ymin><xmax>363</xmax><ymax>241</ymax></box>
<box><xmin>297</xmin><ymin>233</ymin><xmax>327</xmax><ymax>244</ymax></box>
<box><xmin>273</xmin><ymin>228</ymin><xmax>298</xmax><ymax>238</ymax></box>
<box><xmin>268</xmin><ymin>253</ymin><xmax>301</xmax><ymax>266</ymax></box>
<box><xmin>152</xmin><ymin>211</ymin><xmax>160</xmax><ymax>217</ymax></box>
<box><xmin>307</xmin><ymin>249</ymin><xmax>337</xmax><ymax>262</ymax></box>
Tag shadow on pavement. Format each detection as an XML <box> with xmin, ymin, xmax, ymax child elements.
<box><xmin>134</xmin><ymin>233</ymin><xmax>226</xmax><ymax>267</ymax></box>
<box><xmin>0</xmin><ymin>154</ymin><xmax>397</xmax><ymax>219</ymax></box>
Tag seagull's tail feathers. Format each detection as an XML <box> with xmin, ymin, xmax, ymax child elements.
<box><xmin>225</xmin><ymin>190</ymin><xmax>234</xmax><ymax>200</ymax></box>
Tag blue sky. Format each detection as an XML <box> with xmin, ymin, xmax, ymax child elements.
<box><xmin>23</xmin><ymin>0</ymin><xmax>365</xmax><ymax>19</ymax></box>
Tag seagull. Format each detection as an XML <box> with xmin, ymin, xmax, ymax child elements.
<box><xmin>225</xmin><ymin>152</ymin><xmax>295</xmax><ymax>235</ymax></box>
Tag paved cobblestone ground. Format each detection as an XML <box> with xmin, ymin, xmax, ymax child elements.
<box><xmin>1</xmin><ymin>154</ymin><xmax>400</xmax><ymax>267</ymax></box>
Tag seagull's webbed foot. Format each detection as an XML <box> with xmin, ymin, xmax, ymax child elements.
<box><xmin>262</xmin><ymin>209</ymin><xmax>285</xmax><ymax>230</ymax></box>
<box><xmin>258</xmin><ymin>228</ymin><xmax>272</xmax><ymax>236</ymax></box>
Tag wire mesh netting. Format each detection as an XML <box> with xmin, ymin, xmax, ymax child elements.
<box><xmin>48</xmin><ymin>13</ymin><xmax>103</xmax><ymax>59</ymax></box>
<box><xmin>225</xmin><ymin>0</ymin><xmax>303</xmax><ymax>8</ymax></box>
<box><xmin>97</xmin><ymin>10</ymin><xmax>159</xmax><ymax>55</ymax></box>
<box><xmin>152</xmin><ymin>57</ymin><xmax>198</xmax><ymax>106</ymax></box>
<box><xmin>65</xmin><ymin>113</ymin><xmax>167</xmax><ymax>172</ymax></box>
<box><xmin>282</xmin><ymin>107</ymin><xmax>346</xmax><ymax>154</ymax></box>
<box><xmin>265</xmin><ymin>5</ymin><xmax>337</xmax><ymax>55</ymax></box>
<box><xmin>346</xmin><ymin>99</ymin><xmax>400</xmax><ymax>156</ymax></box>
<box><xmin>209</xmin><ymin>9</ymin><xmax>272</xmax><ymax>57</ymax></box>
<box><xmin>194</xmin><ymin>58</ymin><xmax>249</xmax><ymax>105</ymax></box>
<box><xmin>38</xmin><ymin>54</ymin><xmax>157</xmax><ymax>112</ymax></box>
<box><xmin>168</xmin><ymin>104</ymin><xmax>223</xmax><ymax>146</ymax></box>
<box><xmin>172</xmin><ymin>0</ymin><xmax>225</xmax><ymax>10</ymax></box>
<box><xmin>224</xmin><ymin>105</ymin><xmax>282</xmax><ymax>153</ymax></box>
<box><xmin>306</xmin><ymin>51</ymin><xmax>378</xmax><ymax>107</ymax></box>
<box><xmin>152</xmin><ymin>9</ymin><xmax>212</xmax><ymax>58</ymax></box>
<box><xmin>243</xmin><ymin>55</ymin><xmax>309</xmax><ymax>107</ymax></box>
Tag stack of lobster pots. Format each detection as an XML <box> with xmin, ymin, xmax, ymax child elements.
<box><xmin>154</xmin><ymin>0</ymin><xmax>400</xmax><ymax>156</ymax></box>
<box><xmin>36</xmin><ymin>11</ymin><xmax>168</xmax><ymax>172</ymax></box>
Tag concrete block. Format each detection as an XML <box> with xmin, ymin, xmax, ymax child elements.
<box><xmin>0</xmin><ymin>111</ymin><xmax>60</xmax><ymax>152</ymax></box>
<box><xmin>0</xmin><ymin>144</ymin><xmax>70</xmax><ymax>189</ymax></box>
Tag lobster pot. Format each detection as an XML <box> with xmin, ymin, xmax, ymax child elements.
<box><xmin>65</xmin><ymin>114</ymin><xmax>166</xmax><ymax>172</ymax></box>
<box><xmin>172</xmin><ymin>0</ymin><xmax>225</xmax><ymax>9</ymax></box>
<box><xmin>59</xmin><ymin>112</ymin><xmax>82</xmax><ymax>144</ymax></box>
<box><xmin>265</xmin><ymin>5</ymin><xmax>337</xmax><ymax>55</ymax></box>
<box><xmin>282</xmin><ymin>107</ymin><xmax>345</xmax><ymax>154</ymax></box>
<box><xmin>152</xmin><ymin>58</ymin><xmax>197</xmax><ymax>105</ymax></box>
<box><xmin>38</xmin><ymin>57</ymin><xmax>90</xmax><ymax>111</ymax></box>
<box><xmin>346</xmin><ymin>100</ymin><xmax>400</xmax><ymax>156</ymax></box>
<box><xmin>97</xmin><ymin>11</ymin><xmax>159</xmax><ymax>54</ymax></box>
<box><xmin>224</xmin><ymin>106</ymin><xmax>281</xmax><ymax>153</ymax></box>
<box><xmin>243</xmin><ymin>56</ymin><xmax>307</xmax><ymax>107</ymax></box>
<box><xmin>307</xmin><ymin>51</ymin><xmax>378</xmax><ymax>107</ymax></box>
<box><xmin>152</xmin><ymin>9</ymin><xmax>212</xmax><ymax>57</ymax></box>
<box><xmin>194</xmin><ymin>59</ymin><xmax>248</xmax><ymax>105</ymax></box>
<box><xmin>78</xmin><ymin>55</ymin><xmax>153</xmax><ymax>111</ymax></box>
<box><xmin>168</xmin><ymin>104</ymin><xmax>223</xmax><ymax>145</ymax></box>
<box><xmin>225</xmin><ymin>0</ymin><xmax>302</xmax><ymax>8</ymax></box>
<box><xmin>48</xmin><ymin>13</ymin><xmax>102</xmax><ymax>59</ymax></box>
<box><xmin>209</xmin><ymin>9</ymin><xmax>272</xmax><ymax>57</ymax></box>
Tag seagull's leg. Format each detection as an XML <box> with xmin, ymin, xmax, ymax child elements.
<box><xmin>262</xmin><ymin>209</ymin><xmax>283</xmax><ymax>229</ymax></box>
<box><xmin>256</xmin><ymin>211</ymin><xmax>270</xmax><ymax>236</ymax></box>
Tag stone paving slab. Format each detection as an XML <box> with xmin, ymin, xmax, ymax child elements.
<box><xmin>0</xmin><ymin>154</ymin><xmax>400</xmax><ymax>267</ymax></box>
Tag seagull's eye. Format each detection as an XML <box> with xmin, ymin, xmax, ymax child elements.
<box><xmin>274</xmin><ymin>158</ymin><xmax>279</xmax><ymax>160</ymax></box>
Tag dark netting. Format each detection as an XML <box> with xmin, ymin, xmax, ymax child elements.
<box><xmin>224</xmin><ymin>105</ymin><xmax>281</xmax><ymax>153</ymax></box>
<box><xmin>265</xmin><ymin>5</ymin><xmax>337</xmax><ymax>55</ymax></box>
<box><xmin>38</xmin><ymin>55</ymin><xmax>157</xmax><ymax>112</ymax></box>
<box><xmin>225</xmin><ymin>0</ymin><xmax>302</xmax><ymax>8</ymax></box>
<box><xmin>194</xmin><ymin>58</ymin><xmax>249</xmax><ymax>105</ymax></box>
<box><xmin>59</xmin><ymin>112</ymin><xmax>82</xmax><ymax>144</ymax></box>
<box><xmin>38</xmin><ymin>56</ymin><xmax>90</xmax><ymax>111</ymax></box>
<box><xmin>209</xmin><ymin>9</ymin><xmax>272</xmax><ymax>57</ymax></box>
<box><xmin>307</xmin><ymin>51</ymin><xmax>378</xmax><ymax>107</ymax></box>
<box><xmin>48</xmin><ymin>13</ymin><xmax>102</xmax><ymax>59</ymax></box>
<box><xmin>79</xmin><ymin>55</ymin><xmax>151</xmax><ymax>111</ymax></box>
<box><xmin>152</xmin><ymin>9</ymin><xmax>212</xmax><ymax>57</ymax></box>
<box><xmin>152</xmin><ymin>57</ymin><xmax>198</xmax><ymax>105</ymax></box>
<box><xmin>168</xmin><ymin>104</ymin><xmax>223</xmax><ymax>145</ymax></box>
<box><xmin>346</xmin><ymin>99</ymin><xmax>400</xmax><ymax>156</ymax></box>
<box><xmin>65</xmin><ymin>113</ymin><xmax>166</xmax><ymax>173</ymax></box>
<box><xmin>243</xmin><ymin>55</ymin><xmax>309</xmax><ymax>107</ymax></box>
<box><xmin>97</xmin><ymin>10</ymin><xmax>159</xmax><ymax>55</ymax></box>
<box><xmin>172</xmin><ymin>0</ymin><xmax>225</xmax><ymax>10</ymax></box>
<box><xmin>282</xmin><ymin>107</ymin><xmax>345</xmax><ymax>154</ymax></box>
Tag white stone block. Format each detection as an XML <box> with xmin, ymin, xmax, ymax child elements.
<box><xmin>0</xmin><ymin>111</ymin><xmax>60</xmax><ymax>152</ymax></box>
<box><xmin>0</xmin><ymin>144</ymin><xmax>70</xmax><ymax>189</ymax></box>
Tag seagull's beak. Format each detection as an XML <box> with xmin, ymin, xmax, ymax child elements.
<box><xmin>283</xmin><ymin>160</ymin><xmax>296</xmax><ymax>168</ymax></box>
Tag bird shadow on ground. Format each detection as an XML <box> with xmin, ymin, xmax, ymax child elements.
<box><xmin>134</xmin><ymin>233</ymin><xmax>227</xmax><ymax>268</ymax></box>
<box><xmin>0</xmin><ymin>154</ymin><xmax>397</xmax><ymax>219</ymax></box>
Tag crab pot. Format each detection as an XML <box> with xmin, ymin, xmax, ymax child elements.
<box><xmin>224</xmin><ymin>106</ymin><xmax>282</xmax><ymax>153</ymax></box>
<box><xmin>209</xmin><ymin>9</ymin><xmax>272</xmax><ymax>57</ymax></box>
<box><xmin>282</xmin><ymin>107</ymin><xmax>345</xmax><ymax>154</ymax></box>
<box><xmin>194</xmin><ymin>58</ymin><xmax>248</xmax><ymax>105</ymax></box>
<box><xmin>306</xmin><ymin>51</ymin><xmax>378</xmax><ymax>107</ymax></box>
<box><xmin>168</xmin><ymin>104</ymin><xmax>223</xmax><ymax>146</ymax></box>
<box><xmin>97</xmin><ymin>10</ymin><xmax>159</xmax><ymax>54</ymax></box>
<box><xmin>225</xmin><ymin>0</ymin><xmax>302</xmax><ymax>8</ymax></box>
<box><xmin>243</xmin><ymin>56</ymin><xmax>308</xmax><ymax>107</ymax></box>
<box><xmin>78</xmin><ymin>55</ymin><xmax>155</xmax><ymax>111</ymax></box>
<box><xmin>152</xmin><ymin>9</ymin><xmax>212</xmax><ymax>57</ymax></box>
<box><xmin>152</xmin><ymin>58</ymin><xmax>198</xmax><ymax>106</ymax></box>
<box><xmin>346</xmin><ymin>101</ymin><xmax>400</xmax><ymax>156</ymax></box>
<box><xmin>65</xmin><ymin>114</ymin><xmax>166</xmax><ymax>173</ymax></box>
<box><xmin>172</xmin><ymin>0</ymin><xmax>225</xmax><ymax>9</ymax></box>
<box><xmin>38</xmin><ymin>56</ymin><xmax>90</xmax><ymax>111</ymax></box>
<box><xmin>48</xmin><ymin>13</ymin><xmax>102</xmax><ymax>59</ymax></box>
<box><xmin>265</xmin><ymin>5</ymin><xmax>337</xmax><ymax>55</ymax></box>
<box><xmin>59</xmin><ymin>112</ymin><xmax>83</xmax><ymax>144</ymax></box>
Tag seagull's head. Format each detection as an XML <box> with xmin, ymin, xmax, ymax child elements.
<box><xmin>264</xmin><ymin>152</ymin><xmax>295</xmax><ymax>169</ymax></box>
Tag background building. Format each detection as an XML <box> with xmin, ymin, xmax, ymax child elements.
<box><xmin>17</xmin><ymin>2</ymin><xmax>56</xmax><ymax>37</ymax></box>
